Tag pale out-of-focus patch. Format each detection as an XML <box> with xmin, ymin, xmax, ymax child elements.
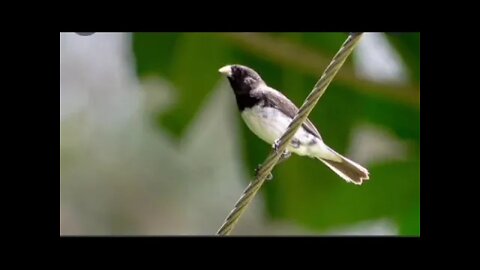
<box><xmin>60</xmin><ymin>32</ymin><xmax>141</xmax><ymax>127</ymax></box>
<box><xmin>140</xmin><ymin>75</ymin><xmax>178</xmax><ymax>116</ymax></box>
<box><xmin>353</xmin><ymin>32</ymin><xmax>408</xmax><ymax>85</ymax></box>
<box><xmin>347</xmin><ymin>123</ymin><xmax>410</xmax><ymax>166</ymax></box>
<box><xmin>325</xmin><ymin>218</ymin><xmax>398</xmax><ymax>236</ymax></box>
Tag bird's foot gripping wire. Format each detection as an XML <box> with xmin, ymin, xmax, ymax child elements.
<box><xmin>254</xmin><ymin>140</ymin><xmax>293</xmax><ymax>181</ymax></box>
<box><xmin>273</xmin><ymin>139</ymin><xmax>292</xmax><ymax>162</ymax></box>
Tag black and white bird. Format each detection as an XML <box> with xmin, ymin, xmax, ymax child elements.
<box><xmin>219</xmin><ymin>64</ymin><xmax>369</xmax><ymax>185</ymax></box>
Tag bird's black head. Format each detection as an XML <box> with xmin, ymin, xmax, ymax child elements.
<box><xmin>219</xmin><ymin>64</ymin><xmax>264</xmax><ymax>95</ymax></box>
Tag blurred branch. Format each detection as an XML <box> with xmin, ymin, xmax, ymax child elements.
<box><xmin>216</xmin><ymin>33</ymin><xmax>364</xmax><ymax>236</ymax></box>
<box><xmin>215</xmin><ymin>33</ymin><xmax>420</xmax><ymax>108</ymax></box>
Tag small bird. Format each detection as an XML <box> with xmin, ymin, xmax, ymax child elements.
<box><xmin>219</xmin><ymin>64</ymin><xmax>369</xmax><ymax>185</ymax></box>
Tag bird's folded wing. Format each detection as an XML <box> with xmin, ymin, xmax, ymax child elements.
<box><xmin>254</xmin><ymin>86</ymin><xmax>323</xmax><ymax>140</ymax></box>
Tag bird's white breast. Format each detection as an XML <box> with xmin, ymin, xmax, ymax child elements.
<box><xmin>241</xmin><ymin>105</ymin><xmax>322</xmax><ymax>157</ymax></box>
<box><xmin>241</xmin><ymin>105</ymin><xmax>290</xmax><ymax>145</ymax></box>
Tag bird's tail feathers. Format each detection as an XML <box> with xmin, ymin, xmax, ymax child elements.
<box><xmin>317</xmin><ymin>146</ymin><xmax>369</xmax><ymax>185</ymax></box>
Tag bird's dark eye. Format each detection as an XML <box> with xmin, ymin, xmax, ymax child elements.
<box><xmin>233</xmin><ymin>67</ymin><xmax>241</xmax><ymax>76</ymax></box>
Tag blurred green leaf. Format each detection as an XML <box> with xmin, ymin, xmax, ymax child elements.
<box><xmin>359</xmin><ymin>92</ymin><xmax>420</xmax><ymax>143</ymax></box>
<box><xmin>273</xmin><ymin>32</ymin><xmax>349</xmax><ymax>55</ymax></box>
<box><xmin>133</xmin><ymin>33</ymin><xmax>232</xmax><ymax>137</ymax></box>
<box><xmin>298</xmin><ymin>32</ymin><xmax>350</xmax><ymax>55</ymax></box>
<box><xmin>133</xmin><ymin>33</ymin><xmax>180</xmax><ymax>77</ymax></box>
<box><xmin>396</xmin><ymin>204</ymin><xmax>420</xmax><ymax>236</ymax></box>
<box><xmin>264</xmin><ymin>160</ymin><xmax>420</xmax><ymax>233</ymax></box>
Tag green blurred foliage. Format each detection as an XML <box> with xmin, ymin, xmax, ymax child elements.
<box><xmin>134</xmin><ymin>33</ymin><xmax>233</xmax><ymax>136</ymax></box>
<box><xmin>132</xmin><ymin>32</ymin><xmax>420</xmax><ymax>235</ymax></box>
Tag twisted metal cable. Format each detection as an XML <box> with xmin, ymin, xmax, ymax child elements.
<box><xmin>216</xmin><ymin>33</ymin><xmax>364</xmax><ymax>236</ymax></box>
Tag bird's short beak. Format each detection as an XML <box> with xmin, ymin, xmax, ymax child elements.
<box><xmin>218</xmin><ymin>65</ymin><xmax>232</xmax><ymax>76</ymax></box>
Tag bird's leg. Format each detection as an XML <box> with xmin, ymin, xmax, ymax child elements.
<box><xmin>254</xmin><ymin>139</ymin><xmax>295</xmax><ymax>181</ymax></box>
<box><xmin>278</xmin><ymin>151</ymin><xmax>291</xmax><ymax>163</ymax></box>
<box><xmin>273</xmin><ymin>139</ymin><xmax>282</xmax><ymax>154</ymax></box>
<box><xmin>273</xmin><ymin>139</ymin><xmax>292</xmax><ymax>162</ymax></box>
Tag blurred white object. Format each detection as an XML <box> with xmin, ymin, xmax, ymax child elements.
<box><xmin>60</xmin><ymin>32</ymin><xmax>140</xmax><ymax>126</ymax></box>
<box><xmin>347</xmin><ymin>123</ymin><xmax>409</xmax><ymax>166</ymax></box>
<box><xmin>60</xmin><ymin>33</ymin><xmax>266</xmax><ymax>235</ymax></box>
<box><xmin>354</xmin><ymin>32</ymin><xmax>408</xmax><ymax>84</ymax></box>
<box><xmin>326</xmin><ymin>219</ymin><xmax>398</xmax><ymax>235</ymax></box>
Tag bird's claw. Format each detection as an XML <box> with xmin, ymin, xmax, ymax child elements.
<box><xmin>255</xmin><ymin>164</ymin><xmax>273</xmax><ymax>181</ymax></box>
<box><xmin>273</xmin><ymin>139</ymin><xmax>281</xmax><ymax>154</ymax></box>
<box><xmin>254</xmin><ymin>139</ymin><xmax>291</xmax><ymax>181</ymax></box>
<box><xmin>280</xmin><ymin>151</ymin><xmax>291</xmax><ymax>160</ymax></box>
<box><xmin>273</xmin><ymin>139</ymin><xmax>291</xmax><ymax>161</ymax></box>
